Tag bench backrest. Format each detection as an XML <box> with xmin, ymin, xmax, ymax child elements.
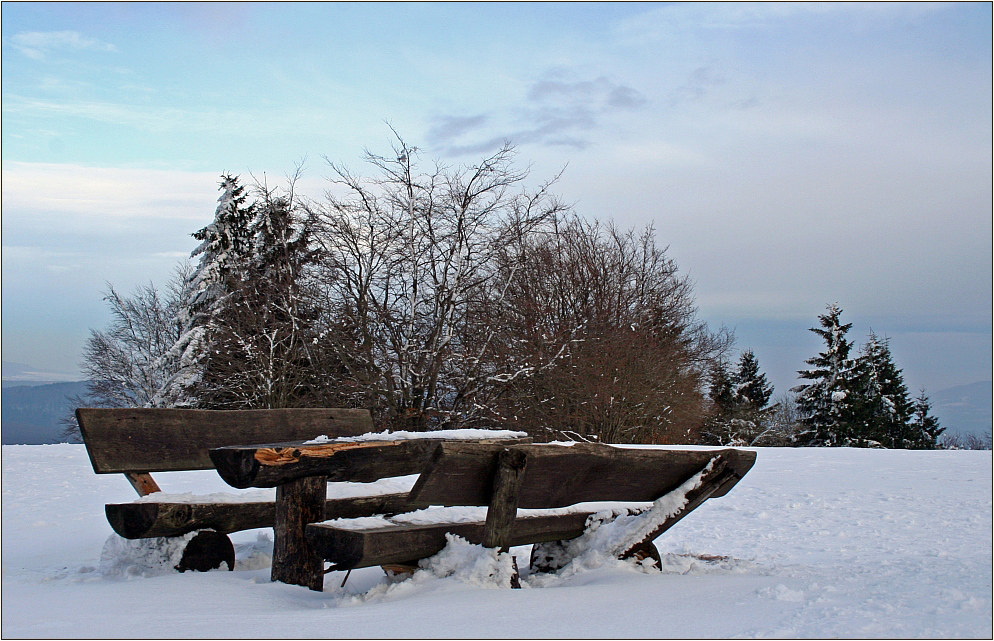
<box><xmin>76</xmin><ymin>408</ymin><xmax>374</xmax><ymax>474</ymax></box>
<box><xmin>408</xmin><ymin>442</ymin><xmax>756</xmax><ymax>509</ymax></box>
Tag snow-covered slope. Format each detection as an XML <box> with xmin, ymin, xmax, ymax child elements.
<box><xmin>1</xmin><ymin>444</ymin><xmax>990</xmax><ymax>638</ymax></box>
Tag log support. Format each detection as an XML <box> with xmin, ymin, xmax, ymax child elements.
<box><xmin>175</xmin><ymin>530</ymin><xmax>236</xmax><ymax>572</ymax></box>
<box><xmin>618</xmin><ymin>456</ymin><xmax>738</xmax><ymax>563</ymax></box>
<box><xmin>272</xmin><ymin>475</ymin><xmax>327</xmax><ymax>591</ymax></box>
<box><xmin>482</xmin><ymin>447</ymin><xmax>527</xmax><ymax>588</ymax></box>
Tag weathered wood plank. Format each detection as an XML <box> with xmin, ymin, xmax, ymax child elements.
<box><xmin>104</xmin><ymin>492</ymin><xmax>425</xmax><ymax>539</ymax></box>
<box><xmin>272</xmin><ymin>476</ymin><xmax>326</xmax><ymax>591</ymax></box>
<box><xmin>307</xmin><ymin>512</ymin><xmax>596</xmax><ymax>571</ymax></box>
<box><xmin>210</xmin><ymin>437</ymin><xmax>532</xmax><ymax>489</ymax></box>
<box><xmin>481</xmin><ymin>448</ymin><xmax>527</xmax><ymax>551</ymax></box>
<box><xmin>76</xmin><ymin>408</ymin><xmax>374</xmax><ymax>473</ymax></box>
<box><xmin>409</xmin><ymin>443</ymin><xmax>756</xmax><ymax>509</ymax></box>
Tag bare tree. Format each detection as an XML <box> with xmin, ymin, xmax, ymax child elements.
<box><xmin>312</xmin><ymin>133</ymin><xmax>565</xmax><ymax>429</ymax></box>
<box><xmin>62</xmin><ymin>265</ymin><xmax>192</xmax><ymax>440</ymax></box>
<box><xmin>81</xmin><ymin>266</ymin><xmax>192</xmax><ymax>408</ymax></box>
<box><xmin>939</xmin><ymin>431</ymin><xmax>993</xmax><ymax>450</ymax></box>
<box><xmin>489</xmin><ymin>216</ymin><xmax>732</xmax><ymax>444</ymax></box>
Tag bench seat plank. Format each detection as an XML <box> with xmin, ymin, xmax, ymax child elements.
<box><xmin>409</xmin><ymin>443</ymin><xmax>756</xmax><ymax>508</ymax></box>
<box><xmin>307</xmin><ymin>513</ymin><xmax>595</xmax><ymax>570</ymax></box>
<box><xmin>107</xmin><ymin>492</ymin><xmax>428</xmax><ymax>539</ymax></box>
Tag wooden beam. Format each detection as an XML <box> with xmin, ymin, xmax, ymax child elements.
<box><xmin>104</xmin><ymin>492</ymin><xmax>426</xmax><ymax>539</ymax></box>
<box><xmin>307</xmin><ymin>512</ymin><xmax>595</xmax><ymax>571</ymax></box>
<box><xmin>409</xmin><ymin>443</ymin><xmax>756</xmax><ymax>509</ymax></box>
<box><xmin>272</xmin><ymin>475</ymin><xmax>326</xmax><ymax>591</ymax></box>
<box><xmin>618</xmin><ymin>456</ymin><xmax>740</xmax><ymax>562</ymax></box>
<box><xmin>209</xmin><ymin>437</ymin><xmax>531</xmax><ymax>489</ymax></box>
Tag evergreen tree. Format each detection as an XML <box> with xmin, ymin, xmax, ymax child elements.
<box><xmin>850</xmin><ymin>332</ymin><xmax>913</xmax><ymax>447</ymax></box>
<box><xmin>708</xmin><ymin>360</ymin><xmax>735</xmax><ymax>417</ymax></box>
<box><xmin>701</xmin><ymin>351</ymin><xmax>776</xmax><ymax>446</ymax></box>
<box><xmin>792</xmin><ymin>303</ymin><xmax>859</xmax><ymax>446</ymax></box>
<box><xmin>186</xmin><ymin>173</ymin><xmax>256</xmax><ymax>323</ymax></box>
<box><xmin>152</xmin><ymin>174</ymin><xmax>256</xmax><ymax>407</ymax></box>
<box><xmin>907</xmin><ymin>390</ymin><xmax>944</xmax><ymax>450</ymax></box>
<box><xmin>195</xmin><ymin>183</ymin><xmax>330</xmax><ymax>409</ymax></box>
<box><xmin>733</xmin><ymin>349</ymin><xmax>774</xmax><ymax>412</ymax></box>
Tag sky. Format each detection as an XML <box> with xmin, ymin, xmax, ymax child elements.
<box><xmin>2</xmin><ymin>2</ymin><xmax>991</xmax><ymax>397</ymax></box>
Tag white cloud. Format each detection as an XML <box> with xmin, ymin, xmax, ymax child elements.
<box><xmin>1</xmin><ymin>163</ymin><xmax>219</xmax><ymax>226</ymax></box>
<box><xmin>11</xmin><ymin>30</ymin><xmax>117</xmax><ymax>60</ymax></box>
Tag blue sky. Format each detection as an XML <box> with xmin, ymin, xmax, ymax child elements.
<box><xmin>2</xmin><ymin>2</ymin><xmax>991</xmax><ymax>396</ymax></box>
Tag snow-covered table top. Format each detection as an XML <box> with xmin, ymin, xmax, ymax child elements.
<box><xmin>303</xmin><ymin>428</ymin><xmax>528</xmax><ymax>444</ymax></box>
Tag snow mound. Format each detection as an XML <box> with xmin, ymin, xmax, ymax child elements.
<box><xmin>99</xmin><ymin>532</ymin><xmax>199</xmax><ymax>579</ymax></box>
<box><xmin>418</xmin><ymin>533</ymin><xmax>518</xmax><ymax>587</ymax></box>
<box><xmin>341</xmin><ymin>534</ymin><xmax>518</xmax><ymax>604</ymax></box>
<box><xmin>233</xmin><ymin>532</ymin><xmax>274</xmax><ymax>571</ymax></box>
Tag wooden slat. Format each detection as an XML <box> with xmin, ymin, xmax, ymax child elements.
<box><xmin>307</xmin><ymin>513</ymin><xmax>596</xmax><ymax>571</ymax></box>
<box><xmin>209</xmin><ymin>437</ymin><xmax>532</xmax><ymax>489</ymax></box>
<box><xmin>105</xmin><ymin>492</ymin><xmax>426</xmax><ymax>539</ymax></box>
<box><xmin>409</xmin><ymin>443</ymin><xmax>755</xmax><ymax>509</ymax></box>
<box><xmin>75</xmin><ymin>408</ymin><xmax>374</xmax><ymax>473</ymax></box>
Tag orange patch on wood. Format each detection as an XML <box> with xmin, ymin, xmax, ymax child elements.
<box><xmin>253</xmin><ymin>440</ymin><xmax>404</xmax><ymax>466</ymax></box>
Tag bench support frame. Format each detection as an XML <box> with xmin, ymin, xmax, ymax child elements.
<box><xmin>272</xmin><ymin>475</ymin><xmax>327</xmax><ymax>591</ymax></box>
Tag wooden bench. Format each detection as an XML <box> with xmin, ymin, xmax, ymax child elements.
<box><xmin>75</xmin><ymin>407</ymin><xmax>486</xmax><ymax>572</ymax></box>
<box><xmin>209</xmin><ymin>439</ymin><xmax>756</xmax><ymax>590</ymax></box>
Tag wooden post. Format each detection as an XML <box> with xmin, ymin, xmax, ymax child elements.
<box><xmin>482</xmin><ymin>448</ymin><xmax>527</xmax><ymax>588</ymax></box>
<box><xmin>481</xmin><ymin>448</ymin><xmax>527</xmax><ymax>551</ymax></box>
<box><xmin>272</xmin><ymin>475</ymin><xmax>327</xmax><ymax>591</ymax></box>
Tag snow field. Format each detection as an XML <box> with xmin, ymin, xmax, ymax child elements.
<box><xmin>1</xmin><ymin>444</ymin><xmax>991</xmax><ymax>638</ymax></box>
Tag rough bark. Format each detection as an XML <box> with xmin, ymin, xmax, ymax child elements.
<box><xmin>272</xmin><ymin>476</ymin><xmax>327</xmax><ymax>591</ymax></box>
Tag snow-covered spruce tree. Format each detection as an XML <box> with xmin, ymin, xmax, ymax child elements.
<box><xmin>792</xmin><ymin>304</ymin><xmax>860</xmax><ymax>446</ymax></box>
<box><xmin>152</xmin><ymin>174</ymin><xmax>256</xmax><ymax>407</ymax></box>
<box><xmin>907</xmin><ymin>389</ymin><xmax>945</xmax><ymax>450</ymax></box>
<box><xmin>194</xmin><ymin>176</ymin><xmax>335</xmax><ymax>409</ymax></box>
<box><xmin>849</xmin><ymin>332</ymin><xmax>913</xmax><ymax>448</ymax></box>
<box><xmin>734</xmin><ymin>350</ymin><xmax>774</xmax><ymax>412</ymax></box>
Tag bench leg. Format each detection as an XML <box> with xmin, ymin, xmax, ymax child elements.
<box><xmin>272</xmin><ymin>475</ymin><xmax>327</xmax><ymax>591</ymax></box>
<box><xmin>482</xmin><ymin>448</ymin><xmax>527</xmax><ymax>588</ymax></box>
<box><xmin>618</xmin><ymin>456</ymin><xmax>738</xmax><ymax>561</ymax></box>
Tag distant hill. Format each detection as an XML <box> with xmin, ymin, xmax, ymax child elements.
<box><xmin>1</xmin><ymin>381</ymin><xmax>89</xmax><ymax>444</ymax></box>
<box><xmin>930</xmin><ymin>381</ymin><xmax>992</xmax><ymax>438</ymax></box>
<box><xmin>2</xmin><ymin>360</ymin><xmax>81</xmax><ymax>386</ymax></box>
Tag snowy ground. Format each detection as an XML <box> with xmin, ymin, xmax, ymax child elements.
<box><xmin>1</xmin><ymin>444</ymin><xmax>990</xmax><ymax>638</ymax></box>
